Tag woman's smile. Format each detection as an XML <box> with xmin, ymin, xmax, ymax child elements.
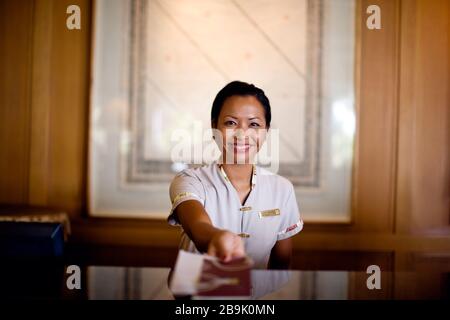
<box><xmin>227</xmin><ymin>139</ymin><xmax>257</xmax><ymax>153</ymax></box>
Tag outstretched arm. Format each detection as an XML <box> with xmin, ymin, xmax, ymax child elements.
<box><xmin>174</xmin><ymin>200</ymin><xmax>245</xmax><ymax>262</ymax></box>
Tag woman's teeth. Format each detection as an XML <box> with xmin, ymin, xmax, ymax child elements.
<box><xmin>232</xmin><ymin>144</ymin><xmax>251</xmax><ymax>152</ymax></box>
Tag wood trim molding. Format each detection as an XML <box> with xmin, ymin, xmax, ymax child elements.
<box><xmin>69</xmin><ymin>217</ymin><xmax>450</xmax><ymax>253</ymax></box>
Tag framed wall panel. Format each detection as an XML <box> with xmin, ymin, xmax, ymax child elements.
<box><xmin>89</xmin><ymin>0</ymin><xmax>356</xmax><ymax>221</ymax></box>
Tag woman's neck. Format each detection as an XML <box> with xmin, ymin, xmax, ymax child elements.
<box><xmin>221</xmin><ymin>163</ymin><xmax>253</xmax><ymax>186</ymax></box>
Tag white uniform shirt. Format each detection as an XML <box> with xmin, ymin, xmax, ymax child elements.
<box><xmin>168</xmin><ymin>161</ymin><xmax>303</xmax><ymax>268</ymax></box>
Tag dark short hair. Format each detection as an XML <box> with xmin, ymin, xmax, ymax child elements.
<box><xmin>211</xmin><ymin>81</ymin><xmax>271</xmax><ymax>128</ymax></box>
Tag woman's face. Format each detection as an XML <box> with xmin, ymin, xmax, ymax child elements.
<box><xmin>214</xmin><ymin>95</ymin><xmax>268</xmax><ymax>164</ymax></box>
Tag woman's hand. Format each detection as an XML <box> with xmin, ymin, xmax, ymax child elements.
<box><xmin>174</xmin><ymin>201</ymin><xmax>246</xmax><ymax>260</ymax></box>
<box><xmin>207</xmin><ymin>230</ymin><xmax>245</xmax><ymax>262</ymax></box>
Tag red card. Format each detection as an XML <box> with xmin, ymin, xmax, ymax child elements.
<box><xmin>195</xmin><ymin>256</ymin><xmax>252</xmax><ymax>298</ymax></box>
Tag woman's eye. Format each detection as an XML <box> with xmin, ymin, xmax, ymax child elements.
<box><xmin>225</xmin><ymin>120</ymin><xmax>236</xmax><ymax>126</ymax></box>
<box><xmin>250</xmin><ymin>122</ymin><xmax>261</xmax><ymax>127</ymax></box>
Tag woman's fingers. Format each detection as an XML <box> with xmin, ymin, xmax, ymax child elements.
<box><xmin>207</xmin><ymin>245</ymin><xmax>216</xmax><ymax>257</ymax></box>
<box><xmin>232</xmin><ymin>240</ymin><xmax>246</xmax><ymax>258</ymax></box>
<box><xmin>207</xmin><ymin>230</ymin><xmax>246</xmax><ymax>261</ymax></box>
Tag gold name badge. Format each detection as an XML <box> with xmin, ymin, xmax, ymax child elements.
<box><xmin>259</xmin><ymin>208</ymin><xmax>280</xmax><ymax>218</ymax></box>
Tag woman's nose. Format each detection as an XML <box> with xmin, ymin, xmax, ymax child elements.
<box><xmin>234</xmin><ymin>129</ymin><xmax>247</xmax><ymax>140</ymax></box>
<box><xmin>233</xmin><ymin>131</ymin><xmax>253</xmax><ymax>145</ymax></box>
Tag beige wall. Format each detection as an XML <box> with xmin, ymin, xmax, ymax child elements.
<box><xmin>0</xmin><ymin>0</ymin><xmax>448</xmax><ymax>250</ymax></box>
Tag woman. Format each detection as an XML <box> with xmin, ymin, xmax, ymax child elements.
<box><xmin>168</xmin><ymin>81</ymin><xmax>303</xmax><ymax>269</ymax></box>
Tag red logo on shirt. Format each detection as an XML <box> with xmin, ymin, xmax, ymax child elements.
<box><xmin>286</xmin><ymin>224</ymin><xmax>298</xmax><ymax>232</ymax></box>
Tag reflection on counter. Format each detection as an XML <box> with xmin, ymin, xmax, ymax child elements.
<box><xmin>85</xmin><ymin>265</ymin><xmax>449</xmax><ymax>300</ymax></box>
<box><xmin>1</xmin><ymin>251</ymin><xmax>448</xmax><ymax>300</ymax></box>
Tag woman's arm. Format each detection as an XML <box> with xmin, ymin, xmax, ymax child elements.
<box><xmin>268</xmin><ymin>238</ymin><xmax>293</xmax><ymax>269</ymax></box>
<box><xmin>174</xmin><ymin>200</ymin><xmax>245</xmax><ymax>261</ymax></box>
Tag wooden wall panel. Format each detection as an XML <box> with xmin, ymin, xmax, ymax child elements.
<box><xmin>352</xmin><ymin>0</ymin><xmax>401</xmax><ymax>232</ymax></box>
<box><xmin>0</xmin><ymin>0</ymin><xmax>34</xmax><ymax>203</ymax></box>
<box><xmin>0</xmin><ymin>0</ymin><xmax>91</xmax><ymax>217</ymax></box>
<box><xmin>44</xmin><ymin>0</ymin><xmax>91</xmax><ymax>216</ymax></box>
<box><xmin>396</xmin><ymin>0</ymin><xmax>450</xmax><ymax>235</ymax></box>
<box><xmin>29</xmin><ymin>0</ymin><xmax>53</xmax><ymax>205</ymax></box>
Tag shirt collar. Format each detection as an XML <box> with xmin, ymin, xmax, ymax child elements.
<box><xmin>217</xmin><ymin>163</ymin><xmax>257</xmax><ymax>190</ymax></box>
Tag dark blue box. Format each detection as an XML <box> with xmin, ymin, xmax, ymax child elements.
<box><xmin>0</xmin><ymin>222</ymin><xmax>64</xmax><ymax>257</ymax></box>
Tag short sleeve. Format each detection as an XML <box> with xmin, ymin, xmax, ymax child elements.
<box><xmin>168</xmin><ymin>171</ymin><xmax>206</xmax><ymax>226</ymax></box>
<box><xmin>277</xmin><ymin>183</ymin><xmax>303</xmax><ymax>241</ymax></box>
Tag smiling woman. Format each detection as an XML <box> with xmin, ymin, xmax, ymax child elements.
<box><xmin>168</xmin><ymin>81</ymin><xmax>303</xmax><ymax>269</ymax></box>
